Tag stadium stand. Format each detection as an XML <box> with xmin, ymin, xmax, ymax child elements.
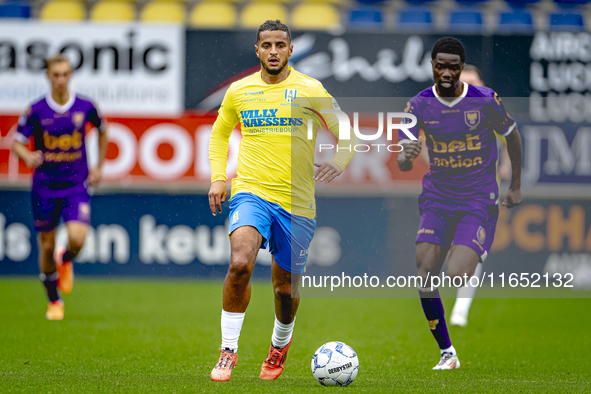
<box><xmin>347</xmin><ymin>5</ymin><xmax>384</xmax><ymax>28</ymax></box>
<box><xmin>397</xmin><ymin>7</ymin><xmax>434</xmax><ymax>29</ymax></box>
<box><xmin>90</xmin><ymin>0</ymin><xmax>135</xmax><ymax>22</ymax></box>
<box><xmin>240</xmin><ymin>1</ymin><xmax>288</xmax><ymax>28</ymax></box>
<box><xmin>549</xmin><ymin>11</ymin><xmax>585</xmax><ymax>30</ymax></box>
<box><xmin>140</xmin><ymin>0</ymin><xmax>185</xmax><ymax>23</ymax></box>
<box><xmin>292</xmin><ymin>2</ymin><xmax>340</xmax><ymax>29</ymax></box>
<box><xmin>448</xmin><ymin>9</ymin><xmax>484</xmax><ymax>31</ymax></box>
<box><xmin>40</xmin><ymin>0</ymin><xmax>85</xmax><ymax>20</ymax></box>
<box><xmin>189</xmin><ymin>1</ymin><xmax>237</xmax><ymax>28</ymax></box>
<box><xmin>499</xmin><ymin>9</ymin><xmax>534</xmax><ymax>31</ymax></box>
<box><xmin>0</xmin><ymin>1</ymin><xmax>31</xmax><ymax>18</ymax></box>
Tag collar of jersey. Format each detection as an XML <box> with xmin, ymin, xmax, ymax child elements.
<box><xmin>46</xmin><ymin>91</ymin><xmax>76</xmax><ymax>114</ymax></box>
<box><xmin>257</xmin><ymin>66</ymin><xmax>296</xmax><ymax>86</ymax></box>
<box><xmin>431</xmin><ymin>82</ymin><xmax>468</xmax><ymax>108</ymax></box>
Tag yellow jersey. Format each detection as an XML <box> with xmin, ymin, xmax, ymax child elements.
<box><xmin>209</xmin><ymin>67</ymin><xmax>356</xmax><ymax>219</ymax></box>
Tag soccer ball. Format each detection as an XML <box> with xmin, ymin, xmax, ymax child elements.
<box><xmin>311</xmin><ymin>341</ymin><xmax>359</xmax><ymax>386</ymax></box>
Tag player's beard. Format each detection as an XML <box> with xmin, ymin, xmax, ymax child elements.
<box><xmin>262</xmin><ymin>57</ymin><xmax>288</xmax><ymax>76</ymax></box>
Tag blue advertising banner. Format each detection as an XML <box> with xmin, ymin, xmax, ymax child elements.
<box><xmin>0</xmin><ymin>191</ymin><xmax>400</xmax><ymax>279</ymax></box>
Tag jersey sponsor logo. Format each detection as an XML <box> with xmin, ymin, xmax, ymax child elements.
<box><xmin>240</xmin><ymin>109</ymin><xmax>303</xmax><ymax>128</ymax></box>
<box><xmin>285</xmin><ymin>89</ymin><xmax>297</xmax><ymax>103</ymax></box>
<box><xmin>477</xmin><ymin>226</ymin><xmax>486</xmax><ymax>245</ymax></box>
<box><xmin>464</xmin><ymin>110</ymin><xmax>481</xmax><ymax>128</ymax></box>
<box><xmin>43</xmin><ymin>131</ymin><xmax>83</xmax><ymax>151</ymax></box>
<box><xmin>245</xmin><ymin>91</ymin><xmax>264</xmax><ymax>96</ymax></box>
<box><xmin>44</xmin><ymin>151</ymin><xmax>82</xmax><ymax>163</ymax></box>
<box><xmin>428</xmin><ymin>133</ymin><xmax>481</xmax><ymax>154</ymax></box>
<box><xmin>418</xmin><ymin>228</ymin><xmax>434</xmax><ymax>235</ymax></box>
<box><xmin>41</xmin><ymin>118</ymin><xmax>54</xmax><ymax>126</ymax></box>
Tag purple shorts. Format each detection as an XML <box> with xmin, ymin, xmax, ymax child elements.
<box><xmin>31</xmin><ymin>184</ymin><xmax>91</xmax><ymax>232</ymax></box>
<box><xmin>415</xmin><ymin>205</ymin><xmax>498</xmax><ymax>262</ymax></box>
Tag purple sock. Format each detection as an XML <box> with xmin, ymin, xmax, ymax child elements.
<box><xmin>419</xmin><ymin>289</ymin><xmax>452</xmax><ymax>349</ymax></box>
<box><xmin>41</xmin><ymin>272</ymin><xmax>60</xmax><ymax>303</ymax></box>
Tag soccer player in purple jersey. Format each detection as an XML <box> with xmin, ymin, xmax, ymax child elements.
<box><xmin>12</xmin><ymin>54</ymin><xmax>108</xmax><ymax>321</ymax></box>
<box><xmin>397</xmin><ymin>38</ymin><xmax>523</xmax><ymax>370</ymax></box>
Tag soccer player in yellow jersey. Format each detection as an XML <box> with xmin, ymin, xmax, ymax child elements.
<box><xmin>208</xmin><ymin>20</ymin><xmax>357</xmax><ymax>382</ymax></box>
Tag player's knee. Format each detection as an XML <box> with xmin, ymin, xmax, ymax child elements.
<box><xmin>446</xmin><ymin>268</ymin><xmax>468</xmax><ymax>284</ymax></box>
<box><xmin>69</xmin><ymin>235</ymin><xmax>85</xmax><ymax>251</ymax></box>
<box><xmin>274</xmin><ymin>283</ymin><xmax>292</xmax><ymax>297</ymax></box>
<box><xmin>228</xmin><ymin>255</ymin><xmax>254</xmax><ymax>279</ymax></box>
<box><xmin>39</xmin><ymin>237</ymin><xmax>55</xmax><ymax>252</ymax></box>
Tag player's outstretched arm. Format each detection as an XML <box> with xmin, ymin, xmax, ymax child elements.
<box><xmin>502</xmin><ymin>127</ymin><xmax>523</xmax><ymax>208</ymax></box>
<box><xmin>397</xmin><ymin>136</ymin><xmax>423</xmax><ymax>172</ymax></box>
<box><xmin>12</xmin><ymin>140</ymin><xmax>43</xmax><ymax>168</ymax></box>
<box><xmin>89</xmin><ymin>127</ymin><xmax>108</xmax><ymax>186</ymax></box>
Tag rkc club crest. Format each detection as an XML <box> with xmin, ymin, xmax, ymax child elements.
<box><xmin>285</xmin><ymin>89</ymin><xmax>297</xmax><ymax>103</ymax></box>
<box><xmin>73</xmin><ymin>112</ymin><xmax>85</xmax><ymax>128</ymax></box>
<box><xmin>464</xmin><ymin>110</ymin><xmax>480</xmax><ymax>128</ymax></box>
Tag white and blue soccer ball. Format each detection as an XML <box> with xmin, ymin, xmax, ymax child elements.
<box><xmin>311</xmin><ymin>341</ymin><xmax>359</xmax><ymax>386</ymax></box>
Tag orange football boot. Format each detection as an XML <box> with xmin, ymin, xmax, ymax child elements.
<box><xmin>260</xmin><ymin>338</ymin><xmax>292</xmax><ymax>380</ymax></box>
<box><xmin>211</xmin><ymin>349</ymin><xmax>238</xmax><ymax>382</ymax></box>
<box><xmin>55</xmin><ymin>246</ymin><xmax>74</xmax><ymax>295</ymax></box>
<box><xmin>46</xmin><ymin>300</ymin><xmax>64</xmax><ymax>321</ymax></box>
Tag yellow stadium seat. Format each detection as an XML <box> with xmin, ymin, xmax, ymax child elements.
<box><xmin>140</xmin><ymin>1</ymin><xmax>186</xmax><ymax>23</ymax></box>
<box><xmin>189</xmin><ymin>2</ymin><xmax>236</xmax><ymax>28</ymax></box>
<box><xmin>292</xmin><ymin>3</ymin><xmax>340</xmax><ymax>30</ymax></box>
<box><xmin>90</xmin><ymin>1</ymin><xmax>135</xmax><ymax>21</ymax></box>
<box><xmin>240</xmin><ymin>2</ymin><xmax>288</xmax><ymax>28</ymax></box>
<box><xmin>40</xmin><ymin>0</ymin><xmax>85</xmax><ymax>21</ymax></box>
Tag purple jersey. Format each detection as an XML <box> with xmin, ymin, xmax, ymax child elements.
<box><xmin>15</xmin><ymin>92</ymin><xmax>105</xmax><ymax>189</ymax></box>
<box><xmin>399</xmin><ymin>83</ymin><xmax>516</xmax><ymax>219</ymax></box>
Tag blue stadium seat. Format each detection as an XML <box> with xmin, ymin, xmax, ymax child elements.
<box><xmin>356</xmin><ymin>0</ymin><xmax>389</xmax><ymax>4</ymax></box>
<box><xmin>449</xmin><ymin>10</ymin><xmax>483</xmax><ymax>31</ymax></box>
<box><xmin>455</xmin><ymin>0</ymin><xmax>490</xmax><ymax>5</ymax></box>
<box><xmin>499</xmin><ymin>10</ymin><xmax>533</xmax><ymax>32</ymax></box>
<box><xmin>504</xmin><ymin>0</ymin><xmax>540</xmax><ymax>9</ymax></box>
<box><xmin>398</xmin><ymin>8</ymin><xmax>433</xmax><ymax>29</ymax></box>
<box><xmin>554</xmin><ymin>0</ymin><xmax>591</xmax><ymax>7</ymax></box>
<box><xmin>406</xmin><ymin>0</ymin><xmax>438</xmax><ymax>5</ymax></box>
<box><xmin>0</xmin><ymin>1</ymin><xmax>31</xmax><ymax>18</ymax></box>
<box><xmin>549</xmin><ymin>12</ymin><xmax>584</xmax><ymax>31</ymax></box>
<box><xmin>348</xmin><ymin>6</ymin><xmax>383</xmax><ymax>28</ymax></box>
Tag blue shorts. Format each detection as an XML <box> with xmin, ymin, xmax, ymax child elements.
<box><xmin>415</xmin><ymin>206</ymin><xmax>498</xmax><ymax>262</ymax></box>
<box><xmin>228</xmin><ymin>192</ymin><xmax>316</xmax><ymax>274</ymax></box>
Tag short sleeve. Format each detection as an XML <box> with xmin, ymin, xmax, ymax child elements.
<box><xmin>398</xmin><ymin>98</ymin><xmax>424</xmax><ymax>142</ymax></box>
<box><xmin>489</xmin><ymin>92</ymin><xmax>516</xmax><ymax>137</ymax></box>
<box><xmin>87</xmin><ymin>103</ymin><xmax>106</xmax><ymax>133</ymax></box>
<box><xmin>15</xmin><ymin>106</ymin><xmax>37</xmax><ymax>144</ymax></box>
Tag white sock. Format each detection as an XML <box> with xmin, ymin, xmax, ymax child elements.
<box><xmin>221</xmin><ymin>310</ymin><xmax>245</xmax><ymax>352</ymax></box>
<box><xmin>452</xmin><ymin>263</ymin><xmax>483</xmax><ymax>316</ymax></box>
<box><xmin>271</xmin><ymin>316</ymin><xmax>295</xmax><ymax>349</ymax></box>
<box><xmin>441</xmin><ymin>345</ymin><xmax>457</xmax><ymax>356</ymax></box>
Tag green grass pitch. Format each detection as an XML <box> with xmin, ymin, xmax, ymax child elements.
<box><xmin>0</xmin><ymin>277</ymin><xmax>589</xmax><ymax>393</ymax></box>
